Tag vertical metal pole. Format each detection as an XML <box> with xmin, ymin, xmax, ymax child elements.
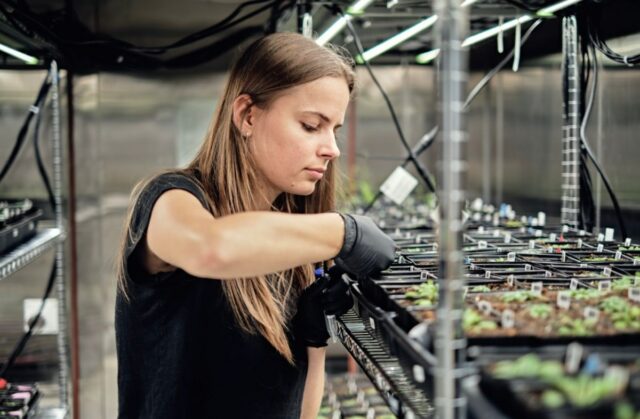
<box><xmin>561</xmin><ymin>17</ymin><xmax>581</xmax><ymax>228</ymax></box>
<box><xmin>482</xmin><ymin>84</ymin><xmax>492</xmax><ymax>204</ymax></box>
<box><xmin>595</xmin><ymin>51</ymin><xmax>604</xmax><ymax>235</ymax></box>
<box><xmin>51</xmin><ymin>61</ymin><xmax>69</xmax><ymax>412</ymax></box>
<box><xmin>434</xmin><ymin>0</ymin><xmax>468</xmax><ymax>418</ymax></box>
<box><xmin>495</xmin><ymin>74</ymin><xmax>504</xmax><ymax>206</ymax></box>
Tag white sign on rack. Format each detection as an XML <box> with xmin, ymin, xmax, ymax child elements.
<box><xmin>379</xmin><ymin>166</ymin><xmax>419</xmax><ymax>206</ymax></box>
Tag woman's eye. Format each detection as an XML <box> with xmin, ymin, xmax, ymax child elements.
<box><xmin>301</xmin><ymin>123</ymin><xmax>318</xmax><ymax>132</ymax></box>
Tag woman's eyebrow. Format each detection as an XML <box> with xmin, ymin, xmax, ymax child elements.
<box><xmin>300</xmin><ymin>111</ymin><xmax>343</xmax><ymax>128</ymax></box>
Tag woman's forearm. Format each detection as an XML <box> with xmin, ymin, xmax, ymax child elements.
<box><xmin>301</xmin><ymin>347</ymin><xmax>326</xmax><ymax>419</ymax></box>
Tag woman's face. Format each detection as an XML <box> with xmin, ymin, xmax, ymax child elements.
<box><xmin>248</xmin><ymin>76</ymin><xmax>350</xmax><ymax>201</ymax></box>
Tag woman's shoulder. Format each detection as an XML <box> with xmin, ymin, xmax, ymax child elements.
<box><xmin>136</xmin><ymin>170</ymin><xmax>209</xmax><ymax>210</ymax></box>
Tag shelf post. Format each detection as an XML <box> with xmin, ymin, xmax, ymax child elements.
<box><xmin>50</xmin><ymin>60</ymin><xmax>69</xmax><ymax>412</ymax></box>
<box><xmin>561</xmin><ymin>16</ymin><xmax>581</xmax><ymax>229</ymax></box>
<box><xmin>434</xmin><ymin>0</ymin><xmax>468</xmax><ymax>417</ymax></box>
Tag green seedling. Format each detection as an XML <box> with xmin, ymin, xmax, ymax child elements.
<box><xmin>501</xmin><ymin>291</ymin><xmax>536</xmax><ymax>303</ymax></box>
<box><xmin>612</xmin><ymin>277</ymin><xmax>635</xmax><ymax>291</ymax></box>
<box><xmin>405</xmin><ymin>280</ymin><xmax>439</xmax><ymax>306</ymax></box>
<box><xmin>541</xmin><ymin>390</ymin><xmax>565</xmax><ymax>409</ymax></box>
<box><xmin>557</xmin><ymin>316</ymin><xmax>597</xmax><ymax>336</ymax></box>
<box><xmin>619</xmin><ymin>246</ymin><xmax>640</xmax><ymax>251</ymax></box>
<box><xmin>584</xmin><ymin>256</ymin><xmax>618</xmax><ymax>262</ymax></box>
<box><xmin>600</xmin><ymin>296</ymin><xmax>629</xmax><ymax>314</ymax></box>
<box><xmin>492</xmin><ymin>354</ymin><xmax>563</xmax><ymax>380</ymax></box>
<box><xmin>570</xmin><ymin>288</ymin><xmax>601</xmax><ymax>300</ymax></box>
<box><xmin>463</xmin><ymin>309</ymin><xmax>497</xmax><ymax>332</ymax></box>
<box><xmin>470</xmin><ymin>285</ymin><xmax>491</xmax><ymax>293</ymax></box>
<box><xmin>528</xmin><ymin>304</ymin><xmax>553</xmax><ymax>319</ymax></box>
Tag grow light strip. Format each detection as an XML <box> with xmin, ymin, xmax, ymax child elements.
<box><xmin>0</xmin><ymin>42</ymin><xmax>38</xmax><ymax>65</ymax></box>
<box><xmin>415</xmin><ymin>0</ymin><xmax>583</xmax><ymax>64</ymax></box>
<box><xmin>316</xmin><ymin>0</ymin><xmax>375</xmax><ymax>46</ymax></box>
<box><xmin>358</xmin><ymin>15</ymin><xmax>438</xmax><ymax>62</ymax></box>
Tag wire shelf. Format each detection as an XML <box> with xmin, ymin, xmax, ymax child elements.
<box><xmin>0</xmin><ymin>228</ymin><xmax>64</xmax><ymax>281</ymax></box>
<box><xmin>35</xmin><ymin>407</ymin><xmax>68</xmax><ymax>419</ymax></box>
<box><xmin>337</xmin><ymin>310</ymin><xmax>435</xmax><ymax>419</ymax></box>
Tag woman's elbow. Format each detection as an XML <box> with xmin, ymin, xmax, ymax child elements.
<box><xmin>188</xmin><ymin>233</ymin><xmax>232</xmax><ymax>278</ymax></box>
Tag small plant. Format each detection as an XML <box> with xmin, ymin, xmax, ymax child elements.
<box><xmin>463</xmin><ymin>309</ymin><xmax>497</xmax><ymax>332</ymax></box>
<box><xmin>619</xmin><ymin>245</ymin><xmax>640</xmax><ymax>251</ymax></box>
<box><xmin>405</xmin><ymin>280</ymin><xmax>438</xmax><ymax>306</ymax></box>
<box><xmin>492</xmin><ymin>354</ymin><xmax>563</xmax><ymax>380</ymax></box>
<box><xmin>501</xmin><ymin>291</ymin><xmax>536</xmax><ymax>303</ymax></box>
<box><xmin>600</xmin><ymin>296</ymin><xmax>629</xmax><ymax>314</ymax></box>
<box><xmin>570</xmin><ymin>288</ymin><xmax>601</xmax><ymax>300</ymax></box>
<box><xmin>557</xmin><ymin>316</ymin><xmax>597</xmax><ymax>336</ymax></box>
<box><xmin>528</xmin><ymin>304</ymin><xmax>553</xmax><ymax>319</ymax></box>
<box><xmin>583</xmin><ymin>255</ymin><xmax>618</xmax><ymax>262</ymax></box>
<box><xmin>470</xmin><ymin>285</ymin><xmax>491</xmax><ymax>293</ymax></box>
<box><xmin>612</xmin><ymin>276</ymin><xmax>635</xmax><ymax>291</ymax></box>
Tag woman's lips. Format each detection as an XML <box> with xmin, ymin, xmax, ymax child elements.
<box><xmin>304</xmin><ymin>168</ymin><xmax>325</xmax><ymax>180</ymax></box>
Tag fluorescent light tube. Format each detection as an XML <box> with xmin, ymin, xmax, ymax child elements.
<box><xmin>0</xmin><ymin>42</ymin><xmax>38</xmax><ymax>65</ymax></box>
<box><xmin>415</xmin><ymin>0</ymin><xmax>583</xmax><ymax>64</ymax></box>
<box><xmin>316</xmin><ymin>0</ymin><xmax>375</xmax><ymax>46</ymax></box>
<box><xmin>358</xmin><ymin>15</ymin><xmax>438</xmax><ymax>62</ymax></box>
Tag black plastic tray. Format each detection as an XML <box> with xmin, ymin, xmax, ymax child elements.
<box><xmin>0</xmin><ymin>210</ymin><xmax>42</xmax><ymax>256</ymax></box>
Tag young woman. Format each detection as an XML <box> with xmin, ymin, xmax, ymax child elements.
<box><xmin>115</xmin><ymin>32</ymin><xmax>395</xmax><ymax>419</ymax></box>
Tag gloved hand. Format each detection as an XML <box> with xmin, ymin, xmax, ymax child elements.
<box><xmin>335</xmin><ymin>214</ymin><xmax>396</xmax><ymax>277</ymax></box>
<box><xmin>292</xmin><ymin>273</ymin><xmax>353</xmax><ymax>348</ymax></box>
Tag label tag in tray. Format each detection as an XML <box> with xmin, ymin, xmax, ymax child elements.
<box><xmin>598</xmin><ymin>280</ymin><xmax>612</xmax><ymax>292</ymax></box>
<box><xmin>485</xmin><ymin>271</ymin><xmax>492</xmax><ymax>279</ymax></box>
<box><xmin>478</xmin><ymin>300</ymin><xmax>492</xmax><ymax>314</ymax></box>
<box><xmin>501</xmin><ymin>310</ymin><xmax>515</xmax><ymax>328</ymax></box>
<box><xmin>603</xmin><ymin>267</ymin><xmax>612</xmax><ymax>277</ymax></box>
<box><xmin>570</xmin><ymin>278</ymin><xmax>579</xmax><ymax>290</ymax></box>
<box><xmin>525</xmin><ymin>264</ymin><xmax>532</xmax><ymax>271</ymax></box>
<box><xmin>478</xmin><ymin>240</ymin><xmax>488</xmax><ymax>249</ymax></box>
<box><xmin>628</xmin><ymin>287</ymin><xmax>640</xmax><ymax>303</ymax></box>
<box><xmin>549</xmin><ymin>233</ymin><xmax>557</xmax><ymax>242</ymax></box>
<box><xmin>583</xmin><ymin>306</ymin><xmax>600</xmax><ymax>321</ymax></box>
<box><xmin>507</xmin><ymin>275</ymin><xmax>515</xmax><ymax>287</ymax></box>
<box><xmin>577</xmin><ymin>238</ymin><xmax>583</xmax><ymax>248</ymax></box>
<box><xmin>557</xmin><ymin>291</ymin><xmax>571</xmax><ymax>309</ymax></box>
<box><xmin>561</xmin><ymin>251</ymin><xmax>567</xmax><ymax>262</ymax></box>
<box><xmin>531</xmin><ymin>281</ymin><xmax>543</xmax><ymax>295</ymax></box>
<box><xmin>420</xmin><ymin>271</ymin><xmax>429</xmax><ymax>280</ymax></box>
<box><xmin>504</xmin><ymin>232</ymin><xmax>512</xmax><ymax>244</ymax></box>
<box><xmin>615</xmin><ymin>251</ymin><xmax>622</xmax><ymax>260</ymax></box>
<box><xmin>507</xmin><ymin>252</ymin><xmax>516</xmax><ymax>262</ymax></box>
<box><xmin>597</xmin><ymin>243</ymin><xmax>604</xmax><ymax>252</ymax></box>
<box><xmin>529</xmin><ymin>240</ymin><xmax>536</xmax><ymax>249</ymax></box>
<box><xmin>545</xmin><ymin>271</ymin><xmax>553</xmax><ymax>278</ymax></box>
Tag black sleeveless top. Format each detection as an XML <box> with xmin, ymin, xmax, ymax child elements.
<box><xmin>115</xmin><ymin>173</ymin><xmax>307</xmax><ymax>419</ymax></box>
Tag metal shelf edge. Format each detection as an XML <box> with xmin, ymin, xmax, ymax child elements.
<box><xmin>0</xmin><ymin>228</ymin><xmax>64</xmax><ymax>281</ymax></box>
<box><xmin>34</xmin><ymin>407</ymin><xmax>68</xmax><ymax>419</ymax></box>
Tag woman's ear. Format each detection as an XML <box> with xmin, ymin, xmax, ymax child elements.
<box><xmin>232</xmin><ymin>94</ymin><xmax>255</xmax><ymax>136</ymax></box>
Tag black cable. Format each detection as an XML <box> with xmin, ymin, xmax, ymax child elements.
<box><xmin>578</xmin><ymin>44</ymin><xmax>628</xmax><ymax>238</ymax></box>
<box><xmin>0</xmin><ymin>70</ymin><xmax>50</xmax><ymax>186</ymax></box>
<box><xmin>0</xmin><ymin>260</ymin><xmax>57</xmax><ymax>378</ymax></box>
<box><xmin>335</xmin><ymin>7</ymin><xmax>437</xmax><ymax>195</ymax></box>
<box><xmin>32</xmin><ymin>93</ymin><xmax>56</xmax><ymax>211</ymax></box>
<box><xmin>584</xmin><ymin>3</ymin><xmax>638</xmax><ymax>66</ymax></box>
<box><xmin>464</xmin><ymin>19</ymin><xmax>542</xmax><ymax>109</ymax></box>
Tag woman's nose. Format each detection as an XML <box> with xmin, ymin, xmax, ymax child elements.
<box><xmin>318</xmin><ymin>133</ymin><xmax>340</xmax><ymax>160</ymax></box>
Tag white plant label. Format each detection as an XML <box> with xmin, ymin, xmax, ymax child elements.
<box><xmin>557</xmin><ymin>291</ymin><xmax>571</xmax><ymax>309</ymax></box>
<box><xmin>603</xmin><ymin>267</ymin><xmax>612</xmax><ymax>277</ymax></box>
<box><xmin>478</xmin><ymin>240</ymin><xmax>488</xmax><ymax>249</ymax></box>
<box><xmin>420</xmin><ymin>271</ymin><xmax>429</xmax><ymax>280</ymax></box>
<box><xmin>398</xmin><ymin>256</ymin><xmax>406</xmax><ymax>264</ymax></box>
<box><xmin>531</xmin><ymin>282</ymin><xmax>543</xmax><ymax>296</ymax></box>
<box><xmin>525</xmin><ymin>264</ymin><xmax>532</xmax><ymax>271</ymax></box>
<box><xmin>485</xmin><ymin>271</ymin><xmax>492</xmax><ymax>279</ymax></box>
<box><xmin>628</xmin><ymin>287</ymin><xmax>640</xmax><ymax>303</ymax></box>
<box><xmin>597</xmin><ymin>244</ymin><xmax>604</xmax><ymax>252</ymax></box>
<box><xmin>504</xmin><ymin>233</ymin><xmax>512</xmax><ymax>244</ymax></box>
<box><xmin>577</xmin><ymin>239</ymin><xmax>583</xmax><ymax>248</ymax></box>
<box><xmin>549</xmin><ymin>233</ymin><xmax>557</xmax><ymax>242</ymax></box>
<box><xmin>478</xmin><ymin>300</ymin><xmax>492</xmax><ymax>314</ymax></box>
<box><xmin>605</xmin><ymin>228</ymin><xmax>614</xmax><ymax>242</ymax></box>
<box><xmin>625</xmin><ymin>238</ymin><xmax>632</xmax><ymax>246</ymax></box>
<box><xmin>615</xmin><ymin>251</ymin><xmax>622</xmax><ymax>260</ymax></box>
<box><xmin>507</xmin><ymin>252</ymin><xmax>516</xmax><ymax>262</ymax></box>
<box><xmin>597</xmin><ymin>233</ymin><xmax>604</xmax><ymax>242</ymax></box>
<box><xmin>561</xmin><ymin>251</ymin><xmax>567</xmax><ymax>262</ymax></box>
<box><xmin>529</xmin><ymin>240</ymin><xmax>536</xmax><ymax>249</ymax></box>
<box><xmin>545</xmin><ymin>271</ymin><xmax>553</xmax><ymax>278</ymax></box>
<box><xmin>562</xmin><ymin>225</ymin><xmax>569</xmax><ymax>233</ymax></box>
<box><xmin>507</xmin><ymin>275</ymin><xmax>515</xmax><ymax>287</ymax></box>
<box><xmin>584</xmin><ymin>307</ymin><xmax>600</xmax><ymax>321</ymax></box>
<box><xmin>570</xmin><ymin>278</ymin><xmax>580</xmax><ymax>290</ymax></box>
<box><xmin>537</xmin><ymin>212</ymin><xmax>546</xmax><ymax>226</ymax></box>
<box><xmin>379</xmin><ymin>166</ymin><xmax>419</xmax><ymax>206</ymax></box>
<box><xmin>535</xmin><ymin>229</ymin><xmax>543</xmax><ymax>237</ymax></box>
<box><xmin>579</xmin><ymin>229</ymin><xmax>585</xmax><ymax>236</ymax></box>
<box><xmin>598</xmin><ymin>280</ymin><xmax>611</xmax><ymax>292</ymax></box>
<box><xmin>493</xmin><ymin>230</ymin><xmax>501</xmax><ymax>238</ymax></box>
<box><xmin>502</xmin><ymin>310</ymin><xmax>515</xmax><ymax>328</ymax></box>
<box><xmin>565</xmin><ymin>343</ymin><xmax>583</xmax><ymax>374</ymax></box>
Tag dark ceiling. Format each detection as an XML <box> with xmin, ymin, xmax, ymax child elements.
<box><xmin>0</xmin><ymin>0</ymin><xmax>638</xmax><ymax>72</ymax></box>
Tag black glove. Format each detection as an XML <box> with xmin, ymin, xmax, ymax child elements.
<box><xmin>335</xmin><ymin>214</ymin><xmax>396</xmax><ymax>277</ymax></box>
<box><xmin>292</xmin><ymin>272</ymin><xmax>353</xmax><ymax>348</ymax></box>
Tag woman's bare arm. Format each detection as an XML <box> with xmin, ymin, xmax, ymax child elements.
<box><xmin>301</xmin><ymin>347</ymin><xmax>326</xmax><ymax>419</ymax></box>
<box><xmin>144</xmin><ymin>189</ymin><xmax>344</xmax><ymax>279</ymax></box>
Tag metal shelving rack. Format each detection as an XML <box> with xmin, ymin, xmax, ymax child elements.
<box><xmin>321</xmin><ymin>1</ymin><xmax>589</xmax><ymax>418</ymax></box>
<box><xmin>0</xmin><ymin>61</ymin><xmax>69</xmax><ymax>419</ymax></box>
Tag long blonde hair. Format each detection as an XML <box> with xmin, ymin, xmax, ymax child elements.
<box><xmin>117</xmin><ymin>32</ymin><xmax>355</xmax><ymax>363</ymax></box>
